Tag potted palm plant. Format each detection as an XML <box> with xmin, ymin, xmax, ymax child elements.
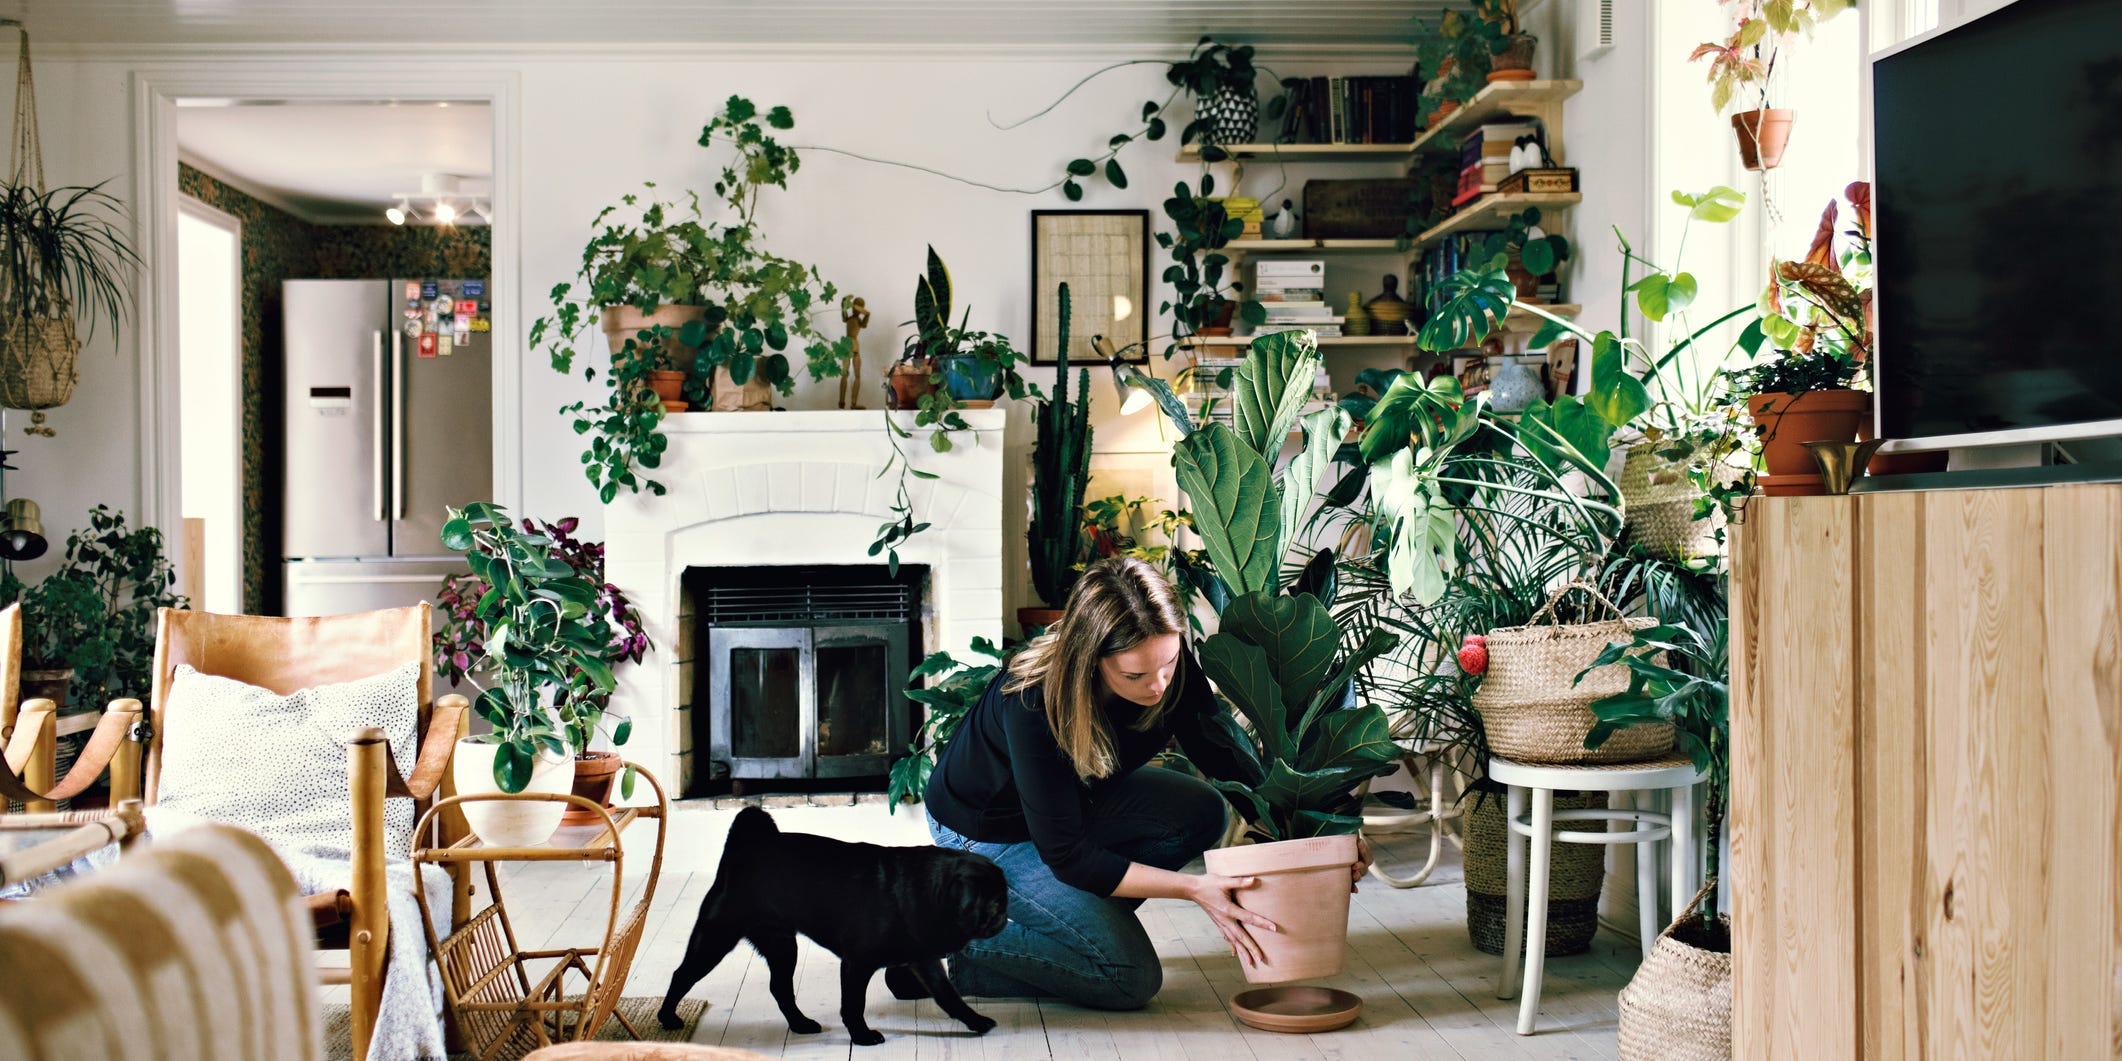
<box><xmin>439</xmin><ymin>503</ymin><xmax>623</xmax><ymax>846</ymax></box>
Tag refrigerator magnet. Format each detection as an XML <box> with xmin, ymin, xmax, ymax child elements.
<box><xmin>404</xmin><ymin>317</ymin><xmax>422</xmax><ymax>336</ymax></box>
<box><xmin>418</xmin><ymin>332</ymin><xmax>438</xmax><ymax>358</ymax></box>
<box><xmin>438</xmin><ymin>333</ymin><xmax>454</xmax><ymax>357</ymax></box>
<box><xmin>421</xmin><ymin>280</ymin><xmax>439</xmax><ymax>299</ymax></box>
<box><xmin>432</xmin><ymin>295</ymin><xmax>454</xmax><ymax>317</ymax></box>
<box><xmin>471</xmin><ymin>317</ymin><xmax>492</xmax><ymax>333</ymax></box>
<box><xmin>463</xmin><ymin>280</ymin><xmax>484</xmax><ymax>298</ymax></box>
<box><xmin>404</xmin><ymin>281</ymin><xmax>421</xmax><ymax>300</ymax></box>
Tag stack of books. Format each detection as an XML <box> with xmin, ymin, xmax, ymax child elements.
<box><xmin>1258</xmin><ymin>305</ymin><xmax>1345</xmax><ymax>339</ymax></box>
<box><xmin>1254</xmin><ymin>259</ymin><xmax>1324</xmax><ymax>302</ymax></box>
<box><xmin>1216</xmin><ymin>197</ymin><xmax>1265</xmax><ymax>238</ymax></box>
<box><xmin>1455</xmin><ymin>120</ymin><xmax>1540</xmax><ymax>208</ymax></box>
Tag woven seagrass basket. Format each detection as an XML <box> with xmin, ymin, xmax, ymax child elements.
<box><xmin>1617</xmin><ymin>882</ymin><xmax>1732</xmax><ymax>1060</ymax></box>
<box><xmin>1472</xmin><ymin>581</ymin><xmax>1675</xmax><ymax>765</ymax></box>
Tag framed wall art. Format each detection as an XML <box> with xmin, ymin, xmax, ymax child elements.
<box><xmin>1030</xmin><ymin>209</ymin><xmax>1150</xmax><ymax>365</ymax></box>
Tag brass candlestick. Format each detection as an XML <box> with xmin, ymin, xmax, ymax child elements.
<box><xmin>1803</xmin><ymin>439</ymin><xmax>1887</xmax><ymax>495</ymax></box>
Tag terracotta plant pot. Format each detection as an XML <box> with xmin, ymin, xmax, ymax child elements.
<box><xmin>660</xmin><ymin>399</ymin><xmax>689</xmax><ymax>413</ymax></box>
<box><xmin>887</xmin><ymin>362</ymin><xmax>935</xmax><ymax>410</ymax></box>
<box><xmin>644</xmin><ymin>369</ymin><xmax>688</xmax><ymax>403</ymax></box>
<box><xmin>1427</xmin><ymin>99</ymin><xmax>1462</xmax><ymax>128</ymax></box>
<box><xmin>1203</xmin><ymin>834</ymin><xmax>1359</xmax><ymax>983</ymax></box>
<box><xmin>1731</xmin><ymin>108</ymin><xmax>1796</xmax><ymax>171</ymax></box>
<box><xmin>1197</xmin><ymin>301</ymin><xmax>1238</xmax><ymax>338</ymax></box>
<box><xmin>709</xmin><ymin>365</ymin><xmax>773</xmax><ymax>412</ymax></box>
<box><xmin>601</xmin><ymin>304</ymin><xmax>708</xmax><ymax>369</ymax></box>
<box><xmin>1488</xmin><ymin>34</ymin><xmax>1538</xmax><ymax>80</ymax></box>
<box><xmin>452</xmin><ymin>738</ymin><xmax>576</xmax><ymax>847</ymax></box>
<box><xmin>560</xmin><ymin>750</ymin><xmax>623</xmax><ymax>826</ymax></box>
<box><xmin>1016</xmin><ymin>607</ymin><xmax>1064</xmax><ymax>633</ymax></box>
<box><xmin>1747</xmin><ymin>389</ymin><xmax>1870</xmax><ymax>490</ymax></box>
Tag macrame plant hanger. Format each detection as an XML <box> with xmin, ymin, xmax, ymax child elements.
<box><xmin>0</xmin><ymin>21</ymin><xmax>75</xmax><ymax>437</ymax></box>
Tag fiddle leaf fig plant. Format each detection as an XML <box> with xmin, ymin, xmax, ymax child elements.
<box><xmin>1162</xmin><ymin>330</ymin><xmax>1405</xmax><ymax>842</ymax></box>
<box><xmin>439</xmin><ymin>503</ymin><xmax>621</xmax><ymax>794</ymax></box>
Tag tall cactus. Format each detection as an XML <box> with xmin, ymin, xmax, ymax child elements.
<box><xmin>1028</xmin><ymin>283</ymin><xmax>1094</xmax><ymax>610</ymax></box>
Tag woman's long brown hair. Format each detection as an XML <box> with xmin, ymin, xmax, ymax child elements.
<box><xmin>1004</xmin><ymin>556</ymin><xmax>1188</xmax><ymax>780</ymax></box>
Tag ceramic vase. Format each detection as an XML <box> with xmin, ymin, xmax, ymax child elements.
<box><xmin>453</xmin><ymin>739</ymin><xmax>576</xmax><ymax>847</ymax></box>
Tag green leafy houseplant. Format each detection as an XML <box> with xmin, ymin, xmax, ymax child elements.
<box><xmin>439</xmin><ymin>503</ymin><xmax>625</xmax><ymax>794</ymax></box>
<box><xmin>0</xmin><ymin>179</ymin><xmax>142</xmax><ymax>429</ymax></box>
<box><xmin>1026</xmin><ymin>284</ymin><xmax>1093</xmax><ymax>614</ymax></box>
<box><xmin>869</xmin><ymin>249</ymin><xmax>1040</xmax><ymax>576</ymax></box>
<box><xmin>433</xmin><ymin>515</ymin><xmax>648</xmax><ymax>781</ymax></box>
<box><xmin>1159</xmin><ymin>173</ymin><xmax>1266</xmax><ymax>347</ymax></box>
<box><xmin>1156</xmin><ymin>331</ymin><xmax>1405</xmax><ymax>842</ymax></box>
<box><xmin>884</xmin><ymin>636</ymin><xmax>1006</xmax><ymax>810</ymax></box>
<box><xmin>0</xmin><ymin>505</ymin><xmax>185</xmax><ymax>712</ymax></box>
<box><xmin>534</xmin><ymin>97</ymin><xmax>850</xmax><ymax>501</ymax></box>
<box><xmin>1578</xmin><ymin>618</ymin><xmax>1730</xmax><ymax>939</ymax></box>
<box><xmin>1689</xmin><ymin>0</ymin><xmax>1855</xmax><ymax>115</ymax></box>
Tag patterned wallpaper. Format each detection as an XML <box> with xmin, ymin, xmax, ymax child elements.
<box><xmin>176</xmin><ymin>163</ymin><xmax>490</xmax><ymax>613</ymax></box>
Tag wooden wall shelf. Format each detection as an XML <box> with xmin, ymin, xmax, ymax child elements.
<box><xmin>1406</xmin><ymin>79</ymin><xmax>1583</xmax><ymax>158</ymax></box>
<box><xmin>1175</xmin><ymin>142</ymin><xmax>1415</xmax><ymax>163</ymax></box>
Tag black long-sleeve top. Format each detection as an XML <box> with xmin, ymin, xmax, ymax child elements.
<box><xmin>924</xmin><ymin>650</ymin><xmax>1249</xmax><ymax>897</ymax></box>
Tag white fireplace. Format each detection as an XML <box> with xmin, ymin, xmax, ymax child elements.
<box><xmin>603</xmin><ymin>408</ymin><xmax>1007</xmax><ymax>795</ymax></box>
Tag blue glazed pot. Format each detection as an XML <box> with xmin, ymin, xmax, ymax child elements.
<box><xmin>939</xmin><ymin>354</ymin><xmax>1004</xmax><ymax>401</ymax></box>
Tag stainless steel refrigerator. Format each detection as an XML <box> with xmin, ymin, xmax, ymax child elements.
<box><xmin>281</xmin><ymin>278</ymin><xmax>492</xmax><ymax>618</ymax></box>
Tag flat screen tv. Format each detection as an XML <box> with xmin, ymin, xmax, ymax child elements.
<box><xmin>1872</xmin><ymin>0</ymin><xmax>2122</xmax><ymax>450</ymax></box>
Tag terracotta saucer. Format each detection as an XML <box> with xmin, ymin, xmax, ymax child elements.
<box><xmin>1229</xmin><ymin>986</ymin><xmax>1363</xmax><ymax>1034</ymax></box>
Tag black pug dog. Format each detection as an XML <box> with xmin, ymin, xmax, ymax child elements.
<box><xmin>657</xmin><ymin>806</ymin><xmax>1009</xmax><ymax>1046</ymax></box>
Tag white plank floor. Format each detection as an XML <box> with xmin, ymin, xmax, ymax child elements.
<box><xmin>469</xmin><ymin>805</ymin><xmax>1639</xmax><ymax>1061</ymax></box>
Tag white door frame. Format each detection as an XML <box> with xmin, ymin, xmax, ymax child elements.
<box><xmin>130</xmin><ymin>64</ymin><xmax>524</xmax><ymax>563</ymax></box>
<box><xmin>173</xmin><ymin>194</ymin><xmax>243</xmax><ymax>611</ymax></box>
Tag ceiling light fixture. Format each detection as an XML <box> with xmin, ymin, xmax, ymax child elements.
<box><xmin>432</xmin><ymin>201</ymin><xmax>457</xmax><ymax>224</ymax></box>
<box><xmin>385</xmin><ymin>197</ymin><xmax>410</xmax><ymax>226</ymax></box>
<box><xmin>380</xmin><ymin>174</ymin><xmax>491</xmax><ymax>226</ymax></box>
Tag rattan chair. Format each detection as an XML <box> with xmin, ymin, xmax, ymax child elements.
<box><xmin>63</xmin><ymin>604</ymin><xmax>472</xmax><ymax>1060</ymax></box>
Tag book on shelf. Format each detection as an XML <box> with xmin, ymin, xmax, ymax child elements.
<box><xmin>1263</xmin><ymin>308</ymin><xmax>1342</xmax><ymax>321</ymax></box>
<box><xmin>1254</xmin><ymin>297</ymin><xmax>1324</xmax><ymax>307</ymax></box>
<box><xmin>1254</xmin><ymin>259</ymin><xmax>1325</xmax><ymax>278</ymax></box>
<box><xmin>1256</xmin><ymin>285</ymin><xmax>1325</xmax><ymax>299</ymax></box>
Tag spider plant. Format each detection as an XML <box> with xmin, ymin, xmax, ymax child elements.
<box><xmin>0</xmin><ymin>179</ymin><xmax>140</xmax><ymax>338</ymax></box>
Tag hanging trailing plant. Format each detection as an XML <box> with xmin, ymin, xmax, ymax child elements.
<box><xmin>1159</xmin><ymin>172</ymin><xmax>1266</xmax><ymax>348</ymax></box>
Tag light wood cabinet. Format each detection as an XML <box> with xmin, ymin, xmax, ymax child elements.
<box><xmin>1730</xmin><ymin>486</ymin><xmax>2122</xmax><ymax>1059</ymax></box>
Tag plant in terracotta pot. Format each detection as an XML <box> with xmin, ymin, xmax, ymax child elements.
<box><xmin>435</xmin><ymin>515</ymin><xmax>649</xmax><ymax>826</ymax></box>
<box><xmin>1464</xmin><ymin>207</ymin><xmax>1570</xmax><ymax>302</ymax></box>
<box><xmin>536</xmin><ymin>97</ymin><xmax>850</xmax><ymax>501</ymax></box>
<box><xmin>1161</xmin><ymin>175</ymin><xmax>1265</xmax><ymax>346</ymax></box>
<box><xmin>1414</xmin><ymin>9</ymin><xmax>1495</xmax><ymax>126</ymax></box>
<box><xmin>1149</xmin><ymin>330</ymin><xmax>1403</xmax><ymax>983</ymax></box>
<box><xmin>1690</xmin><ymin>0</ymin><xmax>1855</xmax><ymax>170</ymax></box>
<box><xmin>438</xmin><ymin>503</ymin><xmax>623</xmax><ymax>846</ymax></box>
<box><xmin>1475</xmin><ymin>0</ymin><xmax>1538</xmax><ymax>80</ymax></box>
<box><xmin>870</xmin><ymin>249</ymin><xmax>1039</xmax><ymax>576</ymax></box>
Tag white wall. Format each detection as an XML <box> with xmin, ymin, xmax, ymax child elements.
<box><xmin>17</xmin><ymin>46</ymin><xmax>1428</xmax><ymax>619</ymax></box>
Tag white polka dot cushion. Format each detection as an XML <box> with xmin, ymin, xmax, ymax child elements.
<box><xmin>154</xmin><ymin>662</ymin><xmax>422</xmax><ymax>862</ymax></box>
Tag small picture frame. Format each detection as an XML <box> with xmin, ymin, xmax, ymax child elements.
<box><xmin>1031</xmin><ymin>209</ymin><xmax>1150</xmax><ymax>365</ymax></box>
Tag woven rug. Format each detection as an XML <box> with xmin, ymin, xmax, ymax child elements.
<box><xmin>325</xmin><ymin>997</ymin><xmax>709</xmax><ymax>1061</ymax></box>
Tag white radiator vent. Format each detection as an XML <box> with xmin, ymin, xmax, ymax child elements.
<box><xmin>1579</xmin><ymin>0</ymin><xmax>1616</xmax><ymax>59</ymax></box>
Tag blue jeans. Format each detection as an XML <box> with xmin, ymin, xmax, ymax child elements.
<box><xmin>927</xmin><ymin>765</ymin><xmax>1228</xmax><ymax>1011</ymax></box>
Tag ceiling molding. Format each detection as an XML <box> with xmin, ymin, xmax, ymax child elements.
<box><xmin>175</xmin><ymin>148</ymin><xmax>335</xmax><ymax>224</ymax></box>
<box><xmin>39</xmin><ymin>40</ymin><xmax>1419</xmax><ymax>66</ymax></box>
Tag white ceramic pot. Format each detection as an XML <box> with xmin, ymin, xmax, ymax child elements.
<box><xmin>1203</xmin><ymin>834</ymin><xmax>1359</xmax><ymax>983</ymax></box>
<box><xmin>452</xmin><ymin>738</ymin><xmax>576</xmax><ymax>847</ymax></box>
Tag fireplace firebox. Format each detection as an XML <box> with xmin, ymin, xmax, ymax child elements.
<box><xmin>689</xmin><ymin>565</ymin><xmax>924</xmax><ymax>787</ymax></box>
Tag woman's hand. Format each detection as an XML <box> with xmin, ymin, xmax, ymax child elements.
<box><xmin>1190</xmin><ymin>873</ymin><xmax>1278</xmax><ymax>969</ymax></box>
<box><xmin>1352</xmin><ymin>835</ymin><xmax>1373</xmax><ymax>893</ymax></box>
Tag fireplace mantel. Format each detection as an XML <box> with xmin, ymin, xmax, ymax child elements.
<box><xmin>603</xmin><ymin>408</ymin><xmax>1007</xmax><ymax>794</ymax></box>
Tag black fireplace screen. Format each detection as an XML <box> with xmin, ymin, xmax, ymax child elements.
<box><xmin>693</xmin><ymin>566</ymin><xmax>922</xmax><ymax>784</ymax></box>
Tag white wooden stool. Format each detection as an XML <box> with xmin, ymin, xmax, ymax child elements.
<box><xmin>1491</xmin><ymin>752</ymin><xmax>1706</xmax><ymax>1035</ymax></box>
<box><xmin>1359</xmin><ymin>741</ymin><xmax>1464</xmax><ymax>888</ymax></box>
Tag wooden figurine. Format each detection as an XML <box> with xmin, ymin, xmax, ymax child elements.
<box><xmin>839</xmin><ymin>296</ymin><xmax>870</xmax><ymax>410</ymax></box>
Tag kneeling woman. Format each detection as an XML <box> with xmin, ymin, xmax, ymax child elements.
<box><xmin>922</xmin><ymin>557</ymin><xmax>1365</xmax><ymax>1010</ymax></box>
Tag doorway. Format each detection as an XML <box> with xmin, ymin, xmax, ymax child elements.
<box><xmin>175</xmin><ymin>199</ymin><xmax>242</xmax><ymax>613</ymax></box>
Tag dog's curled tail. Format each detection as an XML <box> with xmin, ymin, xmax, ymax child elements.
<box><xmin>726</xmin><ymin>805</ymin><xmax>779</xmax><ymax>851</ymax></box>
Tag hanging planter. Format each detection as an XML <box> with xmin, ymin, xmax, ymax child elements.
<box><xmin>1199</xmin><ymin>82</ymin><xmax>1260</xmax><ymax>145</ymax></box>
<box><xmin>0</xmin><ymin>29</ymin><xmax>139</xmax><ymax>434</ymax></box>
<box><xmin>1731</xmin><ymin>108</ymin><xmax>1796</xmax><ymax>171</ymax></box>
